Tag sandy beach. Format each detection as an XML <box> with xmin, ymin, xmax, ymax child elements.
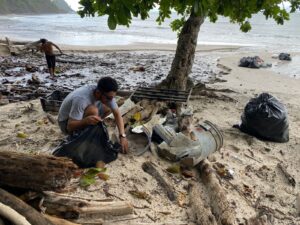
<box><xmin>0</xmin><ymin>42</ymin><xmax>299</xmax><ymax>224</ymax></box>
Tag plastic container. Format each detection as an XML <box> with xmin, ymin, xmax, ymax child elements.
<box><xmin>157</xmin><ymin>120</ymin><xmax>223</xmax><ymax>166</ymax></box>
<box><xmin>180</xmin><ymin>120</ymin><xmax>223</xmax><ymax>166</ymax></box>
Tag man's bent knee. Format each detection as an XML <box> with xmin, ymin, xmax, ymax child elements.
<box><xmin>84</xmin><ymin>105</ymin><xmax>99</xmax><ymax>117</ymax></box>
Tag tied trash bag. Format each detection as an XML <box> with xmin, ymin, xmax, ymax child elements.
<box><xmin>53</xmin><ymin>122</ymin><xmax>120</xmax><ymax>168</ymax></box>
<box><xmin>239</xmin><ymin>56</ymin><xmax>264</xmax><ymax>68</ymax></box>
<box><xmin>239</xmin><ymin>93</ymin><xmax>289</xmax><ymax>143</ymax></box>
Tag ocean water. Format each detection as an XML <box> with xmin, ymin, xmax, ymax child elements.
<box><xmin>0</xmin><ymin>11</ymin><xmax>299</xmax><ymax>78</ymax></box>
<box><xmin>0</xmin><ymin>11</ymin><xmax>299</xmax><ymax>52</ymax></box>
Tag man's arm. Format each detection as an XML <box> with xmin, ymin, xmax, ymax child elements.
<box><xmin>112</xmin><ymin>108</ymin><xmax>128</xmax><ymax>153</ymax></box>
<box><xmin>67</xmin><ymin>116</ymin><xmax>101</xmax><ymax>132</ymax></box>
<box><xmin>67</xmin><ymin>118</ymin><xmax>87</xmax><ymax>132</ymax></box>
<box><xmin>51</xmin><ymin>42</ymin><xmax>63</xmax><ymax>54</ymax></box>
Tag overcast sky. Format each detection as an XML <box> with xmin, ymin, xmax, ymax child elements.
<box><xmin>65</xmin><ymin>0</ymin><xmax>80</xmax><ymax>10</ymax></box>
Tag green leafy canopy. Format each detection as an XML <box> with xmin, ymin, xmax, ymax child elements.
<box><xmin>78</xmin><ymin>0</ymin><xmax>299</xmax><ymax>32</ymax></box>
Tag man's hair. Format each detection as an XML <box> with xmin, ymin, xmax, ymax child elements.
<box><xmin>40</xmin><ymin>38</ymin><xmax>47</xmax><ymax>44</ymax></box>
<box><xmin>97</xmin><ymin>77</ymin><xmax>118</xmax><ymax>93</ymax></box>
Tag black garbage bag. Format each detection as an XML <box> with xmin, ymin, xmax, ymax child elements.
<box><xmin>53</xmin><ymin>122</ymin><xmax>120</xmax><ymax>168</ymax></box>
<box><xmin>279</xmin><ymin>53</ymin><xmax>292</xmax><ymax>61</ymax></box>
<box><xmin>239</xmin><ymin>56</ymin><xmax>263</xmax><ymax>68</ymax></box>
<box><xmin>239</xmin><ymin>93</ymin><xmax>289</xmax><ymax>143</ymax></box>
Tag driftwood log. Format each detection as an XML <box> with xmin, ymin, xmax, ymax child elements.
<box><xmin>0</xmin><ymin>151</ymin><xmax>78</xmax><ymax>192</ymax></box>
<box><xmin>142</xmin><ymin>161</ymin><xmax>176</xmax><ymax>202</ymax></box>
<box><xmin>44</xmin><ymin>215</ymin><xmax>82</xmax><ymax>225</ymax></box>
<box><xmin>5</xmin><ymin>37</ymin><xmax>15</xmax><ymax>55</ymax></box>
<box><xmin>0</xmin><ymin>188</ymin><xmax>54</xmax><ymax>225</ymax></box>
<box><xmin>188</xmin><ymin>182</ymin><xmax>217</xmax><ymax>225</ymax></box>
<box><xmin>41</xmin><ymin>192</ymin><xmax>133</xmax><ymax>220</ymax></box>
<box><xmin>197</xmin><ymin>160</ymin><xmax>236</xmax><ymax>225</ymax></box>
<box><xmin>0</xmin><ymin>202</ymin><xmax>31</xmax><ymax>225</ymax></box>
<box><xmin>56</xmin><ymin>58</ymin><xmax>86</xmax><ymax>64</ymax></box>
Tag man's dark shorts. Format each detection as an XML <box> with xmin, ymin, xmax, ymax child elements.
<box><xmin>46</xmin><ymin>55</ymin><xmax>56</xmax><ymax>69</ymax></box>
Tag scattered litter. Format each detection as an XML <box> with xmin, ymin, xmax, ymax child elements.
<box><xmin>181</xmin><ymin>169</ymin><xmax>195</xmax><ymax>178</ymax></box>
<box><xmin>166</xmin><ymin>164</ymin><xmax>181</xmax><ymax>174</ymax></box>
<box><xmin>16</xmin><ymin>132</ymin><xmax>28</xmax><ymax>139</ymax></box>
<box><xmin>213</xmin><ymin>162</ymin><xmax>234</xmax><ymax>179</ymax></box>
<box><xmin>128</xmin><ymin>190</ymin><xmax>151</xmax><ymax>203</ymax></box>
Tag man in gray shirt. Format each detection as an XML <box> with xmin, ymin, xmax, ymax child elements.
<box><xmin>58</xmin><ymin>77</ymin><xmax>128</xmax><ymax>153</ymax></box>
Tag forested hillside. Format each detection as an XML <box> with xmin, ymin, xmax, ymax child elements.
<box><xmin>0</xmin><ymin>0</ymin><xmax>73</xmax><ymax>14</ymax></box>
<box><xmin>52</xmin><ymin>0</ymin><xmax>73</xmax><ymax>13</ymax></box>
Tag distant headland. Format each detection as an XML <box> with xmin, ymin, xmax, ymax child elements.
<box><xmin>0</xmin><ymin>0</ymin><xmax>73</xmax><ymax>14</ymax></box>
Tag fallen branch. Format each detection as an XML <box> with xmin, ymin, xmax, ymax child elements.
<box><xmin>277</xmin><ymin>163</ymin><xmax>296</xmax><ymax>187</ymax></box>
<box><xmin>43</xmin><ymin>191</ymin><xmax>113</xmax><ymax>203</ymax></box>
<box><xmin>142</xmin><ymin>161</ymin><xmax>176</xmax><ymax>202</ymax></box>
<box><xmin>223</xmin><ymin>179</ymin><xmax>253</xmax><ymax>207</ymax></box>
<box><xmin>244</xmin><ymin>153</ymin><xmax>262</xmax><ymax>163</ymax></box>
<box><xmin>0</xmin><ymin>202</ymin><xmax>31</xmax><ymax>225</ymax></box>
<box><xmin>44</xmin><ymin>214</ymin><xmax>81</xmax><ymax>225</ymax></box>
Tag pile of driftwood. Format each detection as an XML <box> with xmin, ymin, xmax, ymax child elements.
<box><xmin>0</xmin><ymin>152</ymin><xmax>239</xmax><ymax>225</ymax></box>
<box><xmin>0</xmin><ymin>37</ymin><xmax>41</xmax><ymax>56</ymax></box>
<box><xmin>0</xmin><ymin>151</ymin><xmax>134</xmax><ymax>225</ymax></box>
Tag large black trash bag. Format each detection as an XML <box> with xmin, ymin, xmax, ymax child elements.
<box><xmin>239</xmin><ymin>93</ymin><xmax>289</xmax><ymax>143</ymax></box>
<box><xmin>239</xmin><ymin>56</ymin><xmax>263</xmax><ymax>68</ymax></box>
<box><xmin>279</xmin><ymin>53</ymin><xmax>292</xmax><ymax>61</ymax></box>
<box><xmin>53</xmin><ymin>122</ymin><xmax>121</xmax><ymax>168</ymax></box>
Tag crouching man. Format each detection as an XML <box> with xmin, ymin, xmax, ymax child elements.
<box><xmin>57</xmin><ymin>77</ymin><xmax>128</xmax><ymax>154</ymax></box>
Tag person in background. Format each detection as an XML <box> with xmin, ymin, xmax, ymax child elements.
<box><xmin>58</xmin><ymin>76</ymin><xmax>129</xmax><ymax>154</ymax></box>
<box><xmin>39</xmin><ymin>38</ymin><xmax>63</xmax><ymax>78</ymax></box>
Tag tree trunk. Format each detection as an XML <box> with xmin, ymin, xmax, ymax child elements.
<box><xmin>159</xmin><ymin>13</ymin><xmax>205</xmax><ymax>90</ymax></box>
<box><xmin>0</xmin><ymin>151</ymin><xmax>78</xmax><ymax>192</ymax></box>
